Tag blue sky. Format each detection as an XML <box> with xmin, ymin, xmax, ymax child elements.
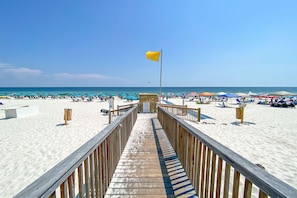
<box><xmin>0</xmin><ymin>1</ymin><xmax>296</xmax><ymax>87</ymax></box>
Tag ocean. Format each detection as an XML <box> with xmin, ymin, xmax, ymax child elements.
<box><xmin>0</xmin><ymin>87</ymin><xmax>297</xmax><ymax>97</ymax></box>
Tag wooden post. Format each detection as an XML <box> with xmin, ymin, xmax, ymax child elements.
<box><xmin>64</xmin><ymin>108</ymin><xmax>67</xmax><ymax>125</ymax></box>
<box><xmin>236</xmin><ymin>107</ymin><xmax>244</xmax><ymax>124</ymax></box>
<box><xmin>197</xmin><ymin>108</ymin><xmax>201</xmax><ymax>122</ymax></box>
<box><xmin>64</xmin><ymin>108</ymin><xmax>72</xmax><ymax>125</ymax></box>
<box><xmin>240</xmin><ymin>107</ymin><xmax>244</xmax><ymax>124</ymax></box>
<box><xmin>108</xmin><ymin>110</ymin><xmax>111</xmax><ymax>124</ymax></box>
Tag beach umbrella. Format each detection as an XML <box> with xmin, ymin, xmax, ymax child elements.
<box><xmin>220</xmin><ymin>93</ymin><xmax>238</xmax><ymax>98</ymax></box>
<box><xmin>217</xmin><ymin>92</ymin><xmax>227</xmax><ymax>96</ymax></box>
<box><xmin>187</xmin><ymin>92</ymin><xmax>198</xmax><ymax>97</ymax></box>
<box><xmin>199</xmin><ymin>92</ymin><xmax>215</xmax><ymax>97</ymax></box>
<box><xmin>255</xmin><ymin>95</ymin><xmax>278</xmax><ymax>99</ymax></box>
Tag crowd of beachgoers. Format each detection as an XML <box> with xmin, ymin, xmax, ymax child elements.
<box><xmin>1</xmin><ymin>90</ymin><xmax>297</xmax><ymax>108</ymax></box>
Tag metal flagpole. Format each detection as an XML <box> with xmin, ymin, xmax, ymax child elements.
<box><xmin>159</xmin><ymin>49</ymin><xmax>162</xmax><ymax>102</ymax></box>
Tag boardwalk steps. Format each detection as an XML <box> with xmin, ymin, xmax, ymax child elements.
<box><xmin>105</xmin><ymin>113</ymin><xmax>197</xmax><ymax>197</ymax></box>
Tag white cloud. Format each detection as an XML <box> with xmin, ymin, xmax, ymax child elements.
<box><xmin>54</xmin><ymin>73</ymin><xmax>109</xmax><ymax>80</ymax></box>
<box><xmin>4</xmin><ymin>67</ymin><xmax>42</xmax><ymax>75</ymax></box>
<box><xmin>0</xmin><ymin>62</ymin><xmax>131</xmax><ymax>86</ymax></box>
<box><xmin>0</xmin><ymin>63</ymin><xmax>13</xmax><ymax>69</ymax></box>
<box><xmin>0</xmin><ymin>63</ymin><xmax>42</xmax><ymax>75</ymax></box>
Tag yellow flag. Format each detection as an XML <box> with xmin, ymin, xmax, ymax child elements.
<box><xmin>146</xmin><ymin>51</ymin><xmax>161</xmax><ymax>62</ymax></box>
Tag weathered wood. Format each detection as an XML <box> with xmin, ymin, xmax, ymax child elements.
<box><xmin>157</xmin><ymin>106</ymin><xmax>297</xmax><ymax>198</ymax></box>
<box><xmin>105</xmin><ymin>115</ymin><xmax>197</xmax><ymax>197</ymax></box>
<box><xmin>243</xmin><ymin>178</ymin><xmax>252</xmax><ymax>198</ymax></box>
<box><xmin>210</xmin><ymin>152</ymin><xmax>217</xmax><ymax>198</ymax></box>
<box><xmin>233</xmin><ymin>170</ymin><xmax>240</xmax><ymax>197</ymax></box>
<box><xmin>84</xmin><ymin>158</ymin><xmax>90</xmax><ymax>198</ymax></box>
<box><xmin>195</xmin><ymin>140</ymin><xmax>202</xmax><ymax>195</ymax></box>
<box><xmin>77</xmin><ymin>164</ymin><xmax>83</xmax><ymax>198</ymax></box>
<box><xmin>200</xmin><ymin>144</ymin><xmax>207</xmax><ymax>197</ymax></box>
<box><xmin>223</xmin><ymin>163</ymin><xmax>231</xmax><ymax>198</ymax></box>
<box><xmin>216</xmin><ymin>157</ymin><xmax>223</xmax><ymax>197</ymax></box>
<box><xmin>205</xmin><ymin>147</ymin><xmax>211</xmax><ymax>197</ymax></box>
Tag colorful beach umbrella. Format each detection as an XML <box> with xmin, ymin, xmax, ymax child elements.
<box><xmin>217</xmin><ymin>92</ymin><xmax>227</xmax><ymax>96</ymax></box>
<box><xmin>187</xmin><ymin>92</ymin><xmax>198</xmax><ymax>97</ymax></box>
<box><xmin>199</xmin><ymin>92</ymin><xmax>215</xmax><ymax>97</ymax></box>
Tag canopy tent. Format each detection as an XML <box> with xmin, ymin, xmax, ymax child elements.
<box><xmin>216</xmin><ymin>92</ymin><xmax>227</xmax><ymax>96</ymax></box>
<box><xmin>199</xmin><ymin>92</ymin><xmax>215</xmax><ymax>97</ymax></box>
<box><xmin>219</xmin><ymin>93</ymin><xmax>238</xmax><ymax>98</ymax></box>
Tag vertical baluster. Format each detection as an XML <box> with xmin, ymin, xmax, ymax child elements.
<box><xmin>78</xmin><ymin>164</ymin><xmax>84</xmax><ymax>197</ymax></box>
<box><xmin>94</xmin><ymin>148</ymin><xmax>99</xmax><ymax>198</ymax></box>
<box><xmin>210</xmin><ymin>152</ymin><xmax>217</xmax><ymax>198</ymax></box>
<box><xmin>90</xmin><ymin>152</ymin><xmax>94</xmax><ymax>197</ymax></box>
<box><xmin>205</xmin><ymin>147</ymin><xmax>211</xmax><ymax>198</ymax></box>
<box><xmin>232</xmin><ymin>170</ymin><xmax>240</xmax><ymax>198</ymax></box>
<box><xmin>259</xmin><ymin>190</ymin><xmax>268</xmax><ymax>198</ymax></box>
<box><xmin>243</xmin><ymin>178</ymin><xmax>252</xmax><ymax>198</ymax></box>
<box><xmin>223</xmin><ymin>163</ymin><xmax>231</xmax><ymax>198</ymax></box>
<box><xmin>84</xmin><ymin>158</ymin><xmax>90</xmax><ymax>198</ymax></box>
<box><xmin>194</xmin><ymin>140</ymin><xmax>202</xmax><ymax>195</ymax></box>
<box><xmin>189</xmin><ymin>135</ymin><xmax>195</xmax><ymax>183</ymax></box>
<box><xmin>216</xmin><ymin>157</ymin><xmax>223</xmax><ymax>198</ymax></box>
<box><xmin>67</xmin><ymin>173</ymin><xmax>75</xmax><ymax>198</ymax></box>
<box><xmin>200</xmin><ymin>144</ymin><xmax>207</xmax><ymax>197</ymax></box>
<box><xmin>98</xmin><ymin>145</ymin><xmax>104</xmax><ymax>198</ymax></box>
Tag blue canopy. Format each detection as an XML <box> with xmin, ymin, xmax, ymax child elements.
<box><xmin>220</xmin><ymin>93</ymin><xmax>238</xmax><ymax>98</ymax></box>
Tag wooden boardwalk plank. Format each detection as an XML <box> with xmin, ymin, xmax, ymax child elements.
<box><xmin>105</xmin><ymin>113</ymin><xmax>198</xmax><ymax>197</ymax></box>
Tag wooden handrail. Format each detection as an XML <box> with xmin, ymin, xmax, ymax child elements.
<box><xmin>14</xmin><ymin>106</ymin><xmax>138</xmax><ymax>198</ymax></box>
<box><xmin>159</xmin><ymin>103</ymin><xmax>201</xmax><ymax>122</ymax></box>
<box><xmin>157</xmin><ymin>106</ymin><xmax>297</xmax><ymax>197</ymax></box>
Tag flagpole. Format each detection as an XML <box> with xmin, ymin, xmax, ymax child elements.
<box><xmin>160</xmin><ymin>49</ymin><xmax>162</xmax><ymax>102</ymax></box>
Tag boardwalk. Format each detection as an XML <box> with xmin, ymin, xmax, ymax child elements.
<box><xmin>105</xmin><ymin>113</ymin><xmax>197</xmax><ymax>197</ymax></box>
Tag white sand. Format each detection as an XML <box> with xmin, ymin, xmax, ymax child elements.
<box><xmin>0</xmin><ymin>97</ymin><xmax>134</xmax><ymax>197</ymax></box>
<box><xmin>0</xmin><ymin>97</ymin><xmax>297</xmax><ymax>197</ymax></box>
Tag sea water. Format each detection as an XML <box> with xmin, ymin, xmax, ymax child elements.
<box><xmin>0</xmin><ymin>87</ymin><xmax>297</xmax><ymax>97</ymax></box>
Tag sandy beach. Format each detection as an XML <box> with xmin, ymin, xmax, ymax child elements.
<box><xmin>0</xmin><ymin>97</ymin><xmax>133</xmax><ymax>197</ymax></box>
<box><xmin>0</xmin><ymin>97</ymin><xmax>297</xmax><ymax>197</ymax></box>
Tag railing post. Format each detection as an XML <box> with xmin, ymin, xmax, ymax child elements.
<box><xmin>197</xmin><ymin>108</ymin><xmax>201</xmax><ymax>122</ymax></box>
<box><xmin>108</xmin><ymin>110</ymin><xmax>111</xmax><ymax>124</ymax></box>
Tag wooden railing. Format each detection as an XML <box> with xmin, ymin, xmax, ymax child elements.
<box><xmin>14</xmin><ymin>106</ymin><xmax>138</xmax><ymax>198</ymax></box>
<box><xmin>108</xmin><ymin>103</ymin><xmax>137</xmax><ymax>123</ymax></box>
<box><xmin>157</xmin><ymin>106</ymin><xmax>297</xmax><ymax>198</ymax></box>
<box><xmin>160</xmin><ymin>103</ymin><xmax>201</xmax><ymax>122</ymax></box>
